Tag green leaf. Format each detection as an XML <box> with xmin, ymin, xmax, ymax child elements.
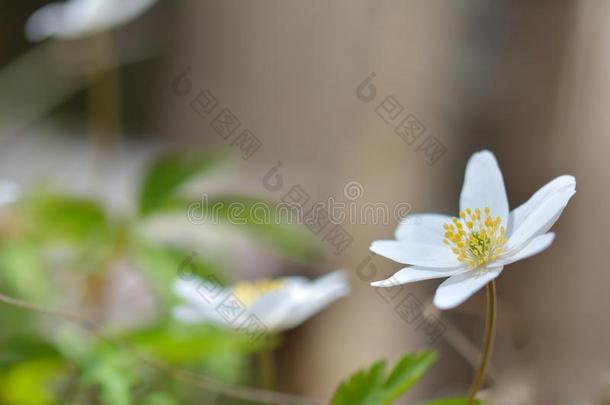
<box><xmin>139</xmin><ymin>153</ymin><xmax>222</xmax><ymax>216</ymax></box>
<box><xmin>384</xmin><ymin>351</ymin><xmax>438</xmax><ymax>403</ymax></box>
<box><xmin>419</xmin><ymin>398</ymin><xmax>481</xmax><ymax>405</ymax></box>
<box><xmin>81</xmin><ymin>351</ymin><xmax>136</xmax><ymax>405</ymax></box>
<box><xmin>199</xmin><ymin>196</ymin><xmax>320</xmax><ymax>261</ymax></box>
<box><xmin>331</xmin><ymin>351</ymin><xmax>437</xmax><ymax>405</ymax></box>
<box><xmin>24</xmin><ymin>193</ymin><xmax>110</xmax><ymax>243</ymax></box>
<box><xmin>141</xmin><ymin>392</ymin><xmax>180</xmax><ymax>405</ymax></box>
<box><xmin>0</xmin><ymin>240</ymin><xmax>48</xmax><ymax>301</ymax></box>
<box><xmin>0</xmin><ymin>335</ymin><xmax>60</xmax><ymax>368</ymax></box>
<box><xmin>118</xmin><ymin>323</ymin><xmax>267</xmax><ymax>383</ymax></box>
<box><xmin>132</xmin><ymin>241</ymin><xmax>224</xmax><ymax>311</ymax></box>
<box><xmin>0</xmin><ymin>358</ymin><xmax>66</xmax><ymax>405</ymax></box>
<box><xmin>331</xmin><ymin>361</ymin><xmax>388</xmax><ymax>405</ymax></box>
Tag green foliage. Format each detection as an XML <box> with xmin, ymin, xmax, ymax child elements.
<box><xmin>139</xmin><ymin>152</ymin><xmax>222</xmax><ymax>216</ymax></box>
<box><xmin>0</xmin><ymin>240</ymin><xmax>47</xmax><ymax>301</ymax></box>
<box><xmin>0</xmin><ymin>151</ymin><xmax>322</xmax><ymax>404</ymax></box>
<box><xmin>81</xmin><ymin>351</ymin><xmax>135</xmax><ymax>405</ymax></box>
<box><xmin>24</xmin><ymin>193</ymin><xmax>111</xmax><ymax>243</ymax></box>
<box><xmin>133</xmin><ymin>241</ymin><xmax>223</xmax><ymax>311</ymax></box>
<box><xmin>0</xmin><ymin>358</ymin><xmax>66</xmax><ymax>405</ymax></box>
<box><xmin>201</xmin><ymin>196</ymin><xmax>320</xmax><ymax>261</ymax></box>
<box><xmin>331</xmin><ymin>351</ymin><xmax>437</xmax><ymax>405</ymax></box>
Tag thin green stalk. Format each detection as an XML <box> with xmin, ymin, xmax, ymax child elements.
<box><xmin>258</xmin><ymin>348</ymin><xmax>276</xmax><ymax>392</ymax></box>
<box><xmin>467</xmin><ymin>280</ymin><xmax>496</xmax><ymax>404</ymax></box>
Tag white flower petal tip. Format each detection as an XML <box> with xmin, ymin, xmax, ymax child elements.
<box><xmin>506</xmin><ymin>175</ymin><xmax>576</xmax><ymax>252</ymax></box>
<box><xmin>370</xmin><ymin>267</ymin><xmax>468</xmax><ymax>287</ymax></box>
<box><xmin>460</xmin><ymin>150</ymin><xmax>509</xmax><ymax>226</ymax></box>
<box><xmin>369</xmin><ymin>150</ymin><xmax>574</xmax><ymax>310</ymax></box>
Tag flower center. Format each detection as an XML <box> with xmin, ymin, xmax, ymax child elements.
<box><xmin>232</xmin><ymin>279</ymin><xmax>286</xmax><ymax>306</ymax></box>
<box><xmin>442</xmin><ymin>207</ymin><xmax>507</xmax><ymax>269</ymax></box>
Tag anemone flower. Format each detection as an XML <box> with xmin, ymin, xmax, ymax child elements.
<box><xmin>369</xmin><ymin>150</ymin><xmax>575</xmax><ymax>404</ymax></box>
<box><xmin>173</xmin><ymin>270</ymin><xmax>349</xmax><ymax>332</ymax></box>
<box><xmin>25</xmin><ymin>0</ymin><xmax>157</xmax><ymax>41</ymax></box>
<box><xmin>370</xmin><ymin>150</ymin><xmax>575</xmax><ymax>310</ymax></box>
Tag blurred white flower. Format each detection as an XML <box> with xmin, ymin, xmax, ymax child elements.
<box><xmin>371</xmin><ymin>150</ymin><xmax>575</xmax><ymax>309</ymax></box>
<box><xmin>25</xmin><ymin>0</ymin><xmax>157</xmax><ymax>41</ymax></box>
<box><xmin>0</xmin><ymin>180</ymin><xmax>20</xmax><ymax>206</ymax></box>
<box><xmin>173</xmin><ymin>270</ymin><xmax>349</xmax><ymax>332</ymax></box>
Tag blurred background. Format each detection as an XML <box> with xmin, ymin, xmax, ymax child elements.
<box><xmin>0</xmin><ymin>1</ymin><xmax>608</xmax><ymax>404</ymax></box>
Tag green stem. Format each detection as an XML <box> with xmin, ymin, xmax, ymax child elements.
<box><xmin>467</xmin><ymin>281</ymin><xmax>496</xmax><ymax>404</ymax></box>
<box><xmin>258</xmin><ymin>348</ymin><xmax>276</xmax><ymax>392</ymax></box>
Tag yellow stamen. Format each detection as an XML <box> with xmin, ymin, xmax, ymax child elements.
<box><xmin>232</xmin><ymin>279</ymin><xmax>286</xmax><ymax>306</ymax></box>
<box><xmin>442</xmin><ymin>207</ymin><xmax>507</xmax><ymax>270</ymax></box>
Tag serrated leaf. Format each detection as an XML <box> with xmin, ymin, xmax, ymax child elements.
<box><xmin>331</xmin><ymin>361</ymin><xmax>388</xmax><ymax>405</ymax></box>
<box><xmin>383</xmin><ymin>351</ymin><xmax>437</xmax><ymax>402</ymax></box>
<box><xmin>139</xmin><ymin>153</ymin><xmax>222</xmax><ymax>216</ymax></box>
<box><xmin>331</xmin><ymin>351</ymin><xmax>437</xmax><ymax>405</ymax></box>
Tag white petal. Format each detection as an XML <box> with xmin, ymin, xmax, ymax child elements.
<box><xmin>249</xmin><ymin>293</ymin><xmax>295</xmax><ymax>330</ymax></box>
<box><xmin>394</xmin><ymin>213</ymin><xmax>452</xmax><ymax>245</ymax></box>
<box><xmin>497</xmin><ymin>233</ymin><xmax>555</xmax><ymax>266</ymax></box>
<box><xmin>26</xmin><ymin>0</ymin><xmax>158</xmax><ymax>41</ymax></box>
<box><xmin>506</xmin><ymin>177</ymin><xmax>575</xmax><ymax>252</ymax></box>
<box><xmin>371</xmin><ymin>266</ymin><xmax>468</xmax><ymax>287</ymax></box>
<box><xmin>251</xmin><ymin>270</ymin><xmax>350</xmax><ymax>331</ymax></box>
<box><xmin>459</xmin><ymin>150</ymin><xmax>509</xmax><ymax>227</ymax></box>
<box><xmin>507</xmin><ymin>175</ymin><xmax>575</xmax><ymax>234</ymax></box>
<box><xmin>172</xmin><ymin>304</ymin><xmax>223</xmax><ymax>325</ymax></box>
<box><xmin>433</xmin><ymin>267</ymin><xmax>502</xmax><ymax>310</ymax></box>
<box><xmin>276</xmin><ymin>272</ymin><xmax>349</xmax><ymax>330</ymax></box>
<box><xmin>370</xmin><ymin>240</ymin><xmax>459</xmax><ymax>268</ymax></box>
<box><xmin>173</xmin><ymin>278</ymin><xmax>227</xmax><ymax>309</ymax></box>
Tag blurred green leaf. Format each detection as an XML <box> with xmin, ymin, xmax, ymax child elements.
<box><xmin>331</xmin><ymin>351</ymin><xmax>437</xmax><ymax>405</ymax></box>
<box><xmin>133</xmin><ymin>241</ymin><xmax>223</xmax><ymax>311</ymax></box>
<box><xmin>0</xmin><ymin>335</ymin><xmax>60</xmax><ymax>368</ymax></box>
<box><xmin>200</xmin><ymin>196</ymin><xmax>320</xmax><ymax>261</ymax></box>
<box><xmin>0</xmin><ymin>240</ymin><xmax>47</xmax><ymax>301</ymax></box>
<box><xmin>120</xmin><ymin>323</ymin><xmax>267</xmax><ymax>384</ymax></box>
<box><xmin>141</xmin><ymin>392</ymin><xmax>180</xmax><ymax>405</ymax></box>
<box><xmin>0</xmin><ymin>358</ymin><xmax>66</xmax><ymax>405</ymax></box>
<box><xmin>139</xmin><ymin>153</ymin><xmax>222</xmax><ymax>216</ymax></box>
<box><xmin>122</xmin><ymin>322</ymin><xmax>266</xmax><ymax>363</ymax></box>
<box><xmin>81</xmin><ymin>351</ymin><xmax>136</xmax><ymax>405</ymax></box>
<box><xmin>24</xmin><ymin>193</ymin><xmax>110</xmax><ymax>243</ymax></box>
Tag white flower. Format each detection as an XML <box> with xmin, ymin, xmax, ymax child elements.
<box><xmin>0</xmin><ymin>180</ymin><xmax>20</xmax><ymax>206</ymax></box>
<box><xmin>370</xmin><ymin>150</ymin><xmax>575</xmax><ymax>310</ymax></box>
<box><xmin>25</xmin><ymin>0</ymin><xmax>157</xmax><ymax>41</ymax></box>
<box><xmin>173</xmin><ymin>270</ymin><xmax>349</xmax><ymax>332</ymax></box>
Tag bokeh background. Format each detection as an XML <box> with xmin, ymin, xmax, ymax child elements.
<box><xmin>0</xmin><ymin>1</ymin><xmax>609</xmax><ymax>404</ymax></box>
